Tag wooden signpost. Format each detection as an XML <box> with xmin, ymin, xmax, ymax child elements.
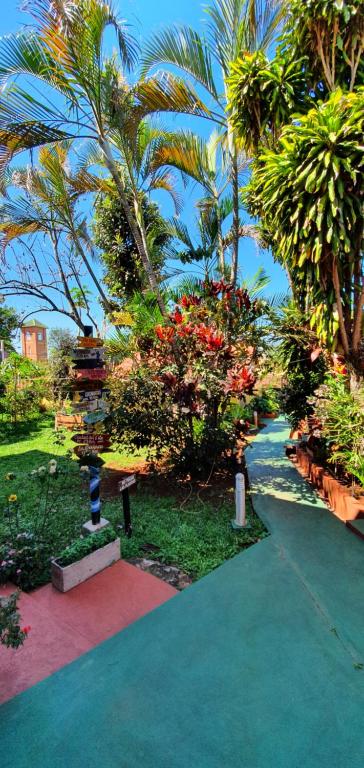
<box><xmin>66</xmin><ymin>325</ymin><xmax>135</xmax><ymax>536</ymax></box>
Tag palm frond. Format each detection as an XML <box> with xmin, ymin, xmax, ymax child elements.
<box><xmin>141</xmin><ymin>25</ymin><xmax>219</xmax><ymax>102</ymax></box>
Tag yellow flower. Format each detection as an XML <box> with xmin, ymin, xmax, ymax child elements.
<box><xmin>5</xmin><ymin>473</ymin><xmax>15</xmax><ymax>481</ymax></box>
<box><xmin>8</xmin><ymin>494</ymin><xmax>17</xmax><ymax>503</ymax></box>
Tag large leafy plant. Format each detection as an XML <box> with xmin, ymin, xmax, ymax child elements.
<box><xmin>108</xmin><ymin>280</ymin><xmax>264</xmax><ymax>475</ymax></box>
<box><xmin>246</xmin><ymin>89</ymin><xmax>364</xmax><ymax>368</ymax></box>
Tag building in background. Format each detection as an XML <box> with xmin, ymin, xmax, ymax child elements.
<box><xmin>21</xmin><ymin>320</ymin><xmax>48</xmax><ymax>362</ymax></box>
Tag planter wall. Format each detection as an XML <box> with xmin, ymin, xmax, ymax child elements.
<box><xmin>51</xmin><ymin>538</ymin><xmax>120</xmax><ymax>592</ymax></box>
<box><xmin>293</xmin><ymin>448</ymin><xmax>364</xmax><ymax>522</ymax></box>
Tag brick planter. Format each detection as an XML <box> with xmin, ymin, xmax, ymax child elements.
<box><xmin>51</xmin><ymin>538</ymin><xmax>120</xmax><ymax>592</ymax></box>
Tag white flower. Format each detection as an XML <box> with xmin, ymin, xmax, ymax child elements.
<box><xmin>49</xmin><ymin>459</ymin><xmax>57</xmax><ymax>468</ymax></box>
<box><xmin>80</xmin><ymin>465</ymin><xmax>90</xmax><ymax>474</ymax></box>
<box><xmin>37</xmin><ymin>466</ymin><xmax>47</xmax><ymax>475</ymax></box>
<box><xmin>49</xmin><ymin>466</ymin><xmax>57</xmax><ymax>475</ymax></box>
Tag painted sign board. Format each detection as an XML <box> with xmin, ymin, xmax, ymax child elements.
<box><xmin>72</xmin><ymin>433</ymin><xmax>111</xmax><ymax>447</ymax></box>
<box><xmin>72</xmin><ymin>348</ymin><xmax>105</xmax><ymax>361</ymax></box>
<box><xmin>118</xmin><ymin>474</ymin><xmax>136</xmax><ymax>492</ymax></box>
<box><xmin>72</xmin><ymin>389</ymin><xmax>110</xmax><ymax>403</ymax></box>
<box><xmin>83</xmin><ymin>410</ymin><xmax>108</xmax><ymax>425</ymax></box>
<box><xmin>74</xmin><ymin>369</ymin><xmax>108</xmax><ymax>381</ymax></box>
<box><xmin>77</xmin><ymin>337</ymin><xmax>104</xmax><ymax>348</ymax></box>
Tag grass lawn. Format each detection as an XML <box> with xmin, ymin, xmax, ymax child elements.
<box><xmin>0</xmin><ymin>416</ymin><xmax>268</xmax><ymax>588</ymax></box>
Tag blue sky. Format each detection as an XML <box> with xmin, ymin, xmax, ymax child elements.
<box><xmin>1</xmin><ymin>0</ymin><xmax>287</xmax><ymax>343</ymax></box>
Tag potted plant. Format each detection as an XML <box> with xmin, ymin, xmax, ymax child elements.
<box><xmin>51</xmin><ymin>528</ymin><xmax>120</xmax><ymax>593</ymax></box>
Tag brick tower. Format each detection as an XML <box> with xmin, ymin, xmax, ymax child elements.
<box><xmin>21</xmin><ymin>320</ymin><xmax>48</xmax><ymax>362</ymax></box>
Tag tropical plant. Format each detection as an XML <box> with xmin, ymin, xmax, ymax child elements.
<box><xmin>93</xmin><ymin>186</ymin><xmax>170</xmax><ymax>301</ymax></box>
<box><xmin>0</xmin><ymin>144</ymin><xmax>110</xmax><ymax>322</ymax></box>
<box><xmin>246</xmin><ymin>90</ymin><xmax>364</xmax><ymax>371</ymax></box>
<box><xmin>0</xmin><ymin>0</ymin><xmax>210</xmax><ymax>318</ymax></box>
<box><xmin>108</xmin><ymin>278</ymin><xmax>265</xmax><ymax>474</ymax></box>
<box><xmin>141</xmin><ymin>0</ymin><xmax>286</xmax><ymax>283</ymax></box>
<box><xmin>310</xmin><ymin>374</ymin><xmax>364</xmax><ymax>487</ymax></box>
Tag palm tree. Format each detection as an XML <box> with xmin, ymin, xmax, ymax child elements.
<box><xmin>0</xmin><ymin>0</ymin><xmax>208</xmax><ymax>318</ymax></box>
<box><xmin>0</xmin><ymin>143</ymin><xmax>111</xmax><ymax>315</ymax></box>
<box><xmin>141</xmin><ymin>0</ymin><xmax>286</xmax><ymax>285</ymax></box>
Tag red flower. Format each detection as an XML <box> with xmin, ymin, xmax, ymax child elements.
<box><xmin>155</xmin><ymin>325</ymin><xmax>175</xmax><ymax>343</ymax></box>
<box><xmin>22</xmin><ymin>626</ymin><xmax>31</xmax><ymax>635</ymax></box>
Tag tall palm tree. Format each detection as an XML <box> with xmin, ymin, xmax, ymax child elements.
<box><xmin>0</xmin><ymin>143</ymin><xmax>112</xmax><ymax>313</ymax></box>
<box><xmin>0</xmin><ymin>0</ymin><xmax>208</xmax><ymax>318</ymax></box>
<box><xmin>141</xmin><ymin>0</ymin><xmax>286</xmax><ymax>284</ymax></box>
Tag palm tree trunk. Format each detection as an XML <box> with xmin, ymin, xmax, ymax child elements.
<box><xmin>98</xmin><ymin>137</ymin><xmax>168</xmax><ymax>320</ymax></box>
<box><xmin>332</xmin><ymin>259</ymin><xmax>350</xmax><ymax>357</ymax></box>
<box><xmin>230</xmin><ymin>147</ymin><xmax>240</xmax><ymax>286</ymax></box>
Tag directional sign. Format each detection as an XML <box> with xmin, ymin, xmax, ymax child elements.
<box><xmin>73</xmin><ymin>444</ymin><xmax>93</xmax><ymax>458</ymax></box>
<box><xmin>72</xmin><ymin>433</ymin><xmax>111</xmax><ymax>448</ymax></box>
<box><xmin>77</xmin><ymin>337</ymin><xmax>104</xmax><ymax>348</ymax></box>
<box><xmin>72</xmin><ymin>388</ymin><xmax>110</xmax><ymax>402</ymax></box>
<box><xmin>71</xmin><ymin>401</ymin><xmax>100</xmax><ymax>413</ymax></box>
<box><xmin>72</xmin><ymin>348</ymin><xmax>105</xmax><ymax>361</ymax></box>
<box><xmin>72</xmin><ymin>359</ymin><xmax>105</xmax><ymax>370</ymax></box>
<box><xmin>83</xmin><ymin>410</ymin><xmax>108</xmax><ymax>425</ymax></box>
<box><xmin>75</xmin><ymin>369</ymin><xmax>108</xmax><ymax>381</ymax></box>
<box><xmin>118</xmin><ymin>474</ymin><xmax>136</xmax><ymax>492</ymax></box>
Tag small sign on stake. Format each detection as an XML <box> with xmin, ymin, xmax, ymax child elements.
<box><xmin>118</xmin><ymin>475</ymin><xmax>136</xmax><ymax>537</ymax></box>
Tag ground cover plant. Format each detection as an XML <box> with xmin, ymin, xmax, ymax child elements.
<box><xmin>0</xmin><ymin>419</ymin><xmax>267</xmax><ymax>587</ymax></box>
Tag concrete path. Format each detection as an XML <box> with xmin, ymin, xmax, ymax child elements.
<box><xmin>1</xmin><ymin>418</ymin><xmax>364</xmax><ymax>768</ymax></box>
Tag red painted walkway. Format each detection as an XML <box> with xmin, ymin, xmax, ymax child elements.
<box><xmin>0</xmin><ymin>561</ymin><xmax>176</xmax><ymax>705</ymax></box>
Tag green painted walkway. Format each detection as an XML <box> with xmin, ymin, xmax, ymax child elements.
<box><xmin>2</xmin><ymin>418</ymin><xmax>364</xmax><ymax>768</ymax></box>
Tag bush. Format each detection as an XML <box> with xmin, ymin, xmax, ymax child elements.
<box><xmin>108</xmin><ymin>280</ymin><xmax>264</xmax><ymax>476</ymax></box>
<box><xmin>251</xmin><ymin>386</ymin><xmax>280</xmax><ymax>414</ymax></box>
<box><xmin>310</xmin><ymin>375</ymin><xmax>364</xmax><ymax>488</ymax></box>
<box><xmin>0</xmin><ymin>591</ymin><xmax>30</xmax><ymax>649</ymax></box>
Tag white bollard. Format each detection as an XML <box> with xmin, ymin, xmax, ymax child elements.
<box><xmin>253</xmin><ymin>410</ymin><xmax>259</xmax><ymax>429</ymax></box>
<box><xmin>231</xmin><ymin>472</ymin><xmax>249</xmax><ymax>530</ymax></box>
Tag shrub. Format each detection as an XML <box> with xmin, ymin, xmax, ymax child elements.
<box><xmin>309</xmin><ymin>375</ymin><xmax>364</xmax><ymax>488</ymax></box>
<box><xmin>108</xmin><ymin>280</ymin><xmax>264</xmax><ymax>475</ymax></box>
<box><xmin>0</xmin><ymin>591</ymin><xmax>30</xmax><ymax>649</ymax></box>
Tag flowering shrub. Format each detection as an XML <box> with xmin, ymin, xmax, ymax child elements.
<box><xmin>0</xmin><ymin>590</ymin><xmax>30</xmax><ymax>649</ymax></box>
<box><xmin>108</xmin><ymin>280</ymin><xmax>264</xmax><ymax>475</ymax></box>
<box><xmin>1</xmin><ymin>458</ymin><xmax>85</xmax><ymax>590</ymax></box>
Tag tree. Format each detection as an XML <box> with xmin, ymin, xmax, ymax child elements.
<box><xmin>141</xmin><ymin>0</ymin><xmax>286</xmax><ymax>283</ymax></box>
<box><xmin>246</xmin><ymin>90</ymin><xmax>364</xmax><ymax>370</ymax></box>
<box><xmin>0</xmin><ymin>0</ymin><xmax>209</xmax><ymax>319</ymax></box>
<box><xmin>93</xmin><ymin>187</ymin><xmax>170</xmax><ymax>302</ymax></box>
<box><xmin>0</xmin><ymin>235</ymin><xmax>99</xmax><ymax>332</ymax></box>
<box><xmin>0</xmin><ymin>144</ymin><xmax>111</xmax><ymax>317</ymax></box>
<box><xmin>48</xmin><ymin>328</ymin><xmax>77</xmax><ymax>403</ymax></box>
<box><xmin>0</xmin><ymin>304</ymin><xmax>19</xmax><ymax>353</ymax></box>
<box><xmin>227</xmin><ymin>0</ymin><xmax>364</xmax><ymax>374</ymax></box>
